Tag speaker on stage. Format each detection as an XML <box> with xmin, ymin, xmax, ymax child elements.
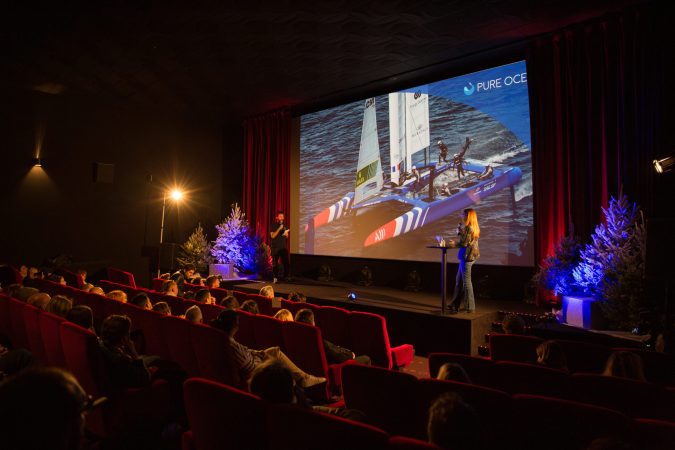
<box><xmin>645</xmin><ymin>218</ymin><xmax>675</xmax><ymax>280</ymax></box>
<box><xmin>159</xmin><ymin>243</ymin><xmax>178</xmax><ymax>273</ymax></box>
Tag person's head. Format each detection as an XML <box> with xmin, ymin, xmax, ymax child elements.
<box><xmin>81</xmin><ymin>283</ymin><xmax>94</xmax><ymax>292</ymax></box>
<box><xmin>129</xmin><ymin>293</ymin><xmax>151</xmax><ymax>310</ymax></box>
<box><xmin>248</xmin><ymin>359</ymin><xmax>295</xmax><ymax>404</ymax></box>
<box><xmin>27</xmin><ymin>267</ymin><xmax>39</xmax><ymax>279</ymax></box>
<box><xmin>107</xmin><ymin>290</ymin><xmax>127</xmax><ymax>303</ymax></box>
<box><xmin>0</xmin><ymin>367</ymin><xmax>89</xmax><ymax>450</ymax></box>
<box><xmin>89</xmin><ymin>286</ymin><xmax>104</xmax><ymax>296</ymax></box>
<box><xmin>259</xmin><ymin>285</ymin><xmax>274</xmax><ymax>298</ymax></box>
<box><xmin>437</xmin><ymin>139</ymin><xmax>443</xmax><ymax>146</ymax></box>
<box><xmin>100</xmin><ymin>315</ymin><xmax>132</xmax><ymax>347</ymax></box>
<box><xmin>240</xmin><ymin>300</ymin><xmax>259</xmax><ymax>314</ymax></box>
<box><xmin>76</xmin><ymin>269</ymin><xmax>87</xmax><ymax>282</ymax></box>
<box><xmin>205</xmin><ymin>275</ymin><xmax>220</xmax><ymax>289</ymax></box>
<box><xmin>603</xmin><ymin>351</ymin><xmax>646</xmax><ymax>381</ymax></box>
<box><xmin>275</xmin><ymin>211</ymin><xmax>285</xmax><ymax>223</ymax></box>
<box><xmin>66</xmin><ymin>305</ymin><xmax>94</xmax><ymax>332</ymax></box>
<box><xmin>274</xmin><ymin>309</ymin><xmax>293</xmax><ymax>322</ymax></box>
<box><xmin>502</xmin><ymin>314</ymin><xmax>526</xmax><ymax>335</ymax></box>
<box><xmin>437</xmin><ymin>363</ymin><xmax>471</xmax><ymax>383</ymax></box>
<box><xmin>427</xmin><ymin>392</ymin><xmax>481</xmax><ymax>450</ymax></box>
<box><xmin>152</xmin><ymin>301</ymin><xmax>172</xmax><ymax>315</ymax></box>
<box><xmin>288</xmin><ymin>291</ymin><xmax>306</xmax><ymax>303</ymax></box>
<box><xmin>463</xmin><ymin>208</ymin><xmax>480</xmax><ymax>238</ymax></box>
<box><xmin>48</xmin><ymin>274</ymin><xmax>66</xmax><ymax>285</ymax></box>
<box><xmin>195</xmin><ymin>289</ymin><xmax>214</xmax><ymax>304</ymax></box>
<box><xmin>211</xmin><ymin>309</ymin><xmax>239</xmax><ymax>336</ymax></box>
<box><xmin>162</xmin><ymin>280</ymin><xmax>178</xmax><ymax>296</ymax></box>
<box><xmin>219</xmin><ymin>295</ymin><xmax>240</xmax><ymax>310</ymax></box>
<box><xmin>536</xmin><ymin>340</ymin><xmax>568</xmax><ymax>370</ymax></box>
<box><xmin>19</xmin><ymin>265</ymin><xmax>28</xmax><ymax>278</ymax></box>
<box><xmin>46</xmin><ymin>295</ymin><xmax>73</xmax><ymax>318</ymax></box>
<box><xmin>3</xmin><ymin>283</ymin><xmax>22</xmax><ymax>298</ymax></box>
<box><xmin>15</xmin><ymin>286</ymin><xmax>39</xmax><ymax>302</ymax></box>
<box><xmin>184</xmin><ymin>305</ymin><xmax>203</xmax><ymax>324</ymax></box>
<box><xmin>294</xmin><ymin>308</ymin><xmax>315</xmax><ymax>326</ymax></box>
<box><xmin>27</xmin><ymin>292</ymin><xmax>51</xmax><ymax>310</ymax></box>
<box><xmin>182</xmin><ymin>264</ymin><xmax>196</xmax><ymax>279</ymax></box>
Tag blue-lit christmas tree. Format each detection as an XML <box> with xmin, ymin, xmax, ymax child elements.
<box><xmin>211</xmin><ymin>204</ymin><xmax>256</xmax><ymax>272</ymax></box>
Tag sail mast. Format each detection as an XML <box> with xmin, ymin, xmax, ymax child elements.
<box><xmin>354</xmin><ymin>98</ymin><xmax>383</xmax><ymax>205</ymax></box>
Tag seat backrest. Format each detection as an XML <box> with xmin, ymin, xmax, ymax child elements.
<box><xmin>235</xmin><ymin>310</ymin><xmax>257</xmax><ymax>348</ymax></box>
<box><xmin>613</xmin><ymin>347</ymin><xmax>675</xmax><ymax>386</ymax></box>
<box><xmin>190</xmin><ymin>324</ymin><xmax>242</xmax><ymax>388</ymax></box>
<box><xmin>315</xmin><ymin>306</ymin><xmax>352</xmax><ymax>349</ymax></box>
<box><xmin>267</xmin><ymin>403</ymin><xmax>389</xmax><ymax>450</ymax></box>
<box><xmin>512</xmin><ymin>394</ymin><xmax>631</xmax><ymax>450</ymax></box>
<box><xmin>162</xmin><ymin>315</ymin><xmax>200</xmax><ymax>377</ymax></box>
<box><xmin>248</xmin><ymin>294</ymin><xmax>275</xmax><ymax>316</ymax></box>
<box><xmin>0</xmin><ymin>294</ymin><xmax>12</xmax><ymax>338</ymax></box>
<box><xmin>38</xmin><ymin>311</ymin><xmax>68</xmax><ymax>367</ymax></box>
<box><xmin>555</xmin><ymin>339</ymin><xmax>612</xmax><ymax>373</ymax></box>
<box><xmin>252</xmin><ymin>314</ymin><xmax>284</xmax><ymax>351</ymax></box>
<box><xmin>633</xmin><ymin>418</ymin><xmax>675</xmax><ymax>450</ymax></box>
<box><xmin>59</xmin><ymin>322</ymin><xmax>107</xmax><ymax>397</ymax></box>
<box><xmin>106</xmin><ymin>267</ymin><xmax>136</xmax><ymax>288</ymax></box>
<box><xmin>280</xmin><ymin>298</ymin><xmax>306</xmax><ymax>316</ymax></box>
<box><xmin>349</xmin><ymin>311</ymin><xmax>392</xmax><ymax>369</ymax></box>
<box><xmin>342</xmin><ymin>363</ymin><xmax>419</xmax><ymax>438</ymax></box>
<box><xmin>133</xmin><ymin>306</ymin><xmax>169</xmax><ymax>359</ymax></box>
<box><xmin>21</xmin><ymin>303</ymin><xmax>46</xmax><ymax>362</ymax></box>
<box><xmin>151</xmin><ymin>278</ymin><xmax>166</xmax><ymax>292</ymax></box>
<box><xmin>490</xmin><ymin>361</ymin><xmax>569</xmax><ymax>397</ymax></box>
<box><xmin>427</xmin><ymin>352</ymin><xmax>494</xmax><ymax>386</ymax></box>
<box><xmin>58</xmin><ymin>268</ymin><xmax>85</xmax><ymax>289</ymax></box>
<box><xmin>199</xmin><ymin>303</ymin><xmax>224</xmax><ymax>324</ymax></box>
<box><xmin>488</xmin><ymin>333</ymin><xmax>543</xmax><ymax>363</ymax></box>
<box><xmin>7</xmin><ymin>297</ymin><xmax>29</xmax><ymax>349</ymax></box>
<box><xmin>162</xmin><ymin>295</ymin><xmax>191</xmax><ymax>316</ymax></box>
<box><xmin>281</xmin><ymin>321</ymin><xmax>329</xmax><ymax>380</ymax></box>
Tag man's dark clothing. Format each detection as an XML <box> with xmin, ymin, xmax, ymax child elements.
<box><xmin>271</xmin><ymin>220</ymin><xmax>290</xmax><ymax>279</ymax></box>
<box><xmin>323</xmin><ymin>339</ymin><xmax>371</xmax><ymax>366</ymax></box>
<box><xmin>100</xmin><ymin>342</ymin><xmax>151</xmax><ymax>389</ymax></box>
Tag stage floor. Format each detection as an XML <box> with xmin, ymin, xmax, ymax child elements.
<box><xmin>226</xmin><ymin>277</ymin><xmax>548</xmax><ymax>356</ymax></box>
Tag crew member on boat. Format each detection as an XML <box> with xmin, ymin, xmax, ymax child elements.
<box><xmin>437</xmin><ymin>139</ymin><xmax>449</xmax><ymax>163</ymax></box>
<box><xmin>453</xmin><ymin>137</ymin><xmax>472</xmax><ymax>179</ymax></box>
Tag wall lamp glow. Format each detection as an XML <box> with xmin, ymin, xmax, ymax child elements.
<box><xmin>653</xmin><ymin>155</ymin><xmax>675</xmax><ymax>174</ymax></box>
<box><xmin>32</xmin><ymin>157</ymin><xmax>42</xmax><ymax>167</ymax></box>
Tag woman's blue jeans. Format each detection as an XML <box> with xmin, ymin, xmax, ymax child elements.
<box><xmin>451</xmin><ymin>259</ymin><xmax>475</xmax><ymax>311</ymax></box>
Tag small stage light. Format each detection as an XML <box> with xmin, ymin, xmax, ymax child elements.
<box><xmin>347</xmin><ymin>292</ymin><xmax>357</xmax><ymax>302</ymax></box>
<box><xmin>653</xmin><ymin>155</ymin><xmax>675</xmax><ymax>174</ymax></box>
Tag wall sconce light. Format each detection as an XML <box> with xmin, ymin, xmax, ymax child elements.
<box><xmin>653</xmin><ymin>155</ymin><xmax>675</xmax><ymax>174</ymax></box>
<box><xmin>32</xmin><ymin>157</ymin><xmax>42</xmax><ymax>167</ymax></box>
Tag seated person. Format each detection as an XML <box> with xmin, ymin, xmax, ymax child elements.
<box><xmin>184</xmin><ymin>305</ymin><xmax>203</xmax><ymax>324</ymax></box>
<box><xmin>195</xmin><ymin>289</ymin><xmax>215</xmax><ymax>305</ymax></box>
<box><xmin>603</xmin><ymin>351</ymin><xmax>646</xmax><ymax>382</ymax></box>
<box><xmin>26</xmin><ymin>292</ymin><xmax>51</xmax><ymax>310</ymax></box>
<box><xmin>129</xmin><ymin>292</ymin><xmax>152</xmax><ymax>310</ymax></box>
<box><xmin>47</xmin><ymin>274</ymin><xmax>66</xmax><ymax>285</ymax></box>
<box><xmin>0</xmin><ymin>335</ymin><xmax>36</xmax><ymax>378</ymax></box>
<box><xmin>294</xmin><ymin>309</ymin><xmax>371</xmax><ymax>365</ymax></box>
<box><xmin>152</xmin><ymin>301</ymin><xmax>172</xmax><ymax>315</ymax></box>
<box><xmin>287</xmin><ymin>291</ymin><xmax>306</xmax><ymax>303</ymax></box>
<box><xmin>436</xmin><ymin>363</ymin><xmax>471</xmax><ymax>383</ymax></box>
<box><xmin>99</xmin><ymin>315</ymin><xmax>151</xmax><ymax>389</ymax></box>
<box><xmin>536</xmin><ymin>340</ymin><xmax>568</xmax><ymax>371</ymax></box>
<box><xmin>171</xmin><ymin>264</ymin><xmax>196</xmax><ymax>294</ymax></box>
<box><xmin>240</xmin><ymin>300</ymin><xmax>260</xmax><ymax>314</ymax></box>
<box><xmin>89</xmin><ymin>286</ymin><xmax>105</xmax><ymax>296</ymax></box>
<box><xmin>210</xmin><ymin>309</ymin><xmax>325</xmax><ymax>388</ymax></box>
<box><xmin>274</xmin><ymin>309</ymin><xmax>293</xmax><ymax>322</ymax></box>
<box><xmin>162</xmin><ymin>280</ymin><xmax>179</xmax><ymax>297</ymax></box>
<box><xmin>219</xmin><ymin>295</ymin><xmax>240</xmax><ymax>310</ymax></box>
<box><xmin>478</xmin><ymin>165</ymin><xmax>494</xmax><ymax>180</ymax></box>
<box><xmin>66</xmin><ymin>305</ymin><xmax>95</xmax><ymax>332</ymax></box>
<box><xmin>45</xmin><ymin>295</ymin><xmax>73</xmax><ymax>318</ymax></box>
<box><xmin>81</xmin><ymin>283</ymin><xmax>94</xmax><ymax>292</ymax></box>
<box><xmin>427</xmin><ymin>392</ymin><xmax>482</xmax><ymax>450</ymax></box>
<box><xmin>106</xmin><ymin>290</ymin><xmax>128</xmax><ymax>303</ymax></box>
<box><xmin>14</xmin><ymin>286</ymin><xmax>39</xmax><ymax>302</ymax></box>
<box><xmin>205</xmin><ymin>275</ymin><xmax>220</xmax><ymax>289</ymax></box>
<box><xmin>259</xmin><ymin>285</ymin><xmax>275</xmax><ymax>299</ymax></box>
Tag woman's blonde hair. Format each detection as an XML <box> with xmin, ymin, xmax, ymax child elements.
<box><xmin>464</xmin><ymin>208</ymin><xmax>480</xmax><ymax>238</ymax></box>
<box><xmin>274</xmin><ymin>309</ymin><xmax>294</xmax><ymax>322</ymax></box>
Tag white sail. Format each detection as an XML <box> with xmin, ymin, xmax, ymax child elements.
<box><xmin>354</xmin><ymin>98</ymin><xmax>383</xmax><ymax>205</ymax></box>
<box><xmin>388</xmin><ymin>93</ymin><xmax>405</xmax><ymax>184</ymax></box>
<box><xmin>388</xmin><ymin>88</ymin><xmax>430</xmax><ymax>183</ymax></box>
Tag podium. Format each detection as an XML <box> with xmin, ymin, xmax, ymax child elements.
<box><xmin>427</xmin><ymin>245</ymin><xmax>455</xmax><ymax>314</ymax></box>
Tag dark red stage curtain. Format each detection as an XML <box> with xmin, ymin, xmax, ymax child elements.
<box><xmin>527</xmin><ymin>6</ymin><xmax>660</xmax><ymax>267</ymax></box>
<box><xmin>242</xmin><ymin>109</ymin><xmax>291</xmax><ymax>242</ymax></box>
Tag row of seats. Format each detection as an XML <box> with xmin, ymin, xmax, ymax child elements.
<box><xmin>339</xmin><ymin>364</ymin><xmax>675</xmax><ymax>449</ymax></box>
<box><xmin>110</xmin><ymin>275</ymin><xmax>415</xmax><ymax>370</ymax></box>
<box><xmin>487</xmin><ymin>333</ymin><xmax>674</xmax><ymax>385</ymax></box>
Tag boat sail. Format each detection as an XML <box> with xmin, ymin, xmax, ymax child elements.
<box><xmin>354</xmin><ymin>97</ymin><xmax>383</xmax><ymax>205</ymax></box>
<box><xmin>389</xmin><ymin>89</ymin><xmax>430</xmax><ymax>185</ymax></box>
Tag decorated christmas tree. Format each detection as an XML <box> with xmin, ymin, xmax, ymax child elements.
<box><xmin>572</xmin><ymin>192</ymin><xmax>646</xmax><ymax>329</ymax></box>
<box><xmin>211</xmin><ymin>203</ymin><xmax>256</xmax><ymax>272</ymax></box>
<box><xmin>535</xmin><ymin>234</ymin><xmax>583</xmax><ymax>296</ymax></box>
<box><xmin>176</xmin><ymin>223</ymin><xmax>212</xmax><ymax>273</ymax></box>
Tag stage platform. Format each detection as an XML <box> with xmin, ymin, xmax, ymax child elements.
<box><xmin>223</xmin><ymin>277</ymin><xmax>548</xmax><ymax>356</ymax></box>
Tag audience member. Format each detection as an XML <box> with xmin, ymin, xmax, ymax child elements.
<box><xmin>76</xmin><ymin>269</ymin><xmax>87</xmax><ymax>284</ymax></box>
<box><xmin>427</xmin><ymin>392</ymin><xmax>482</xmax><ymax>450</ymax></box>
<box><xmin>89</xmin><ymin>286</ymin><xmax>105</xmax><ymax>295</ymax></box>
<box><xmin>259</xmin><ymin>285</ymin><xmax>274</xmax><ymax>298</ymax></box>
<box><xmin>18</xmin><ymin>265</ymin><xmax>28</xmax><ymax>280</ymax></box>
<box><xmin>46</xmin><ymin>295</ymin><xmax>73</xmax><ymax>318</ymax></box>
<box><xmin>107</xmin><ymin>290</ymin><xmax>128</xmax><ymax>303</ymax></box>
<box><xmin>0</xmin><ymin>335</ymin><xmax>36</xmax><ymax>378</ymax></box>
<box><xmin>536</xmin><ymin>340</ymin><xmax>568</xmax><ymax>371</ymax></box>
<box><xmin>171</xmin><ymin>263</ymin><xmax>196</xmax><ymax>294</ymax></box>
<box><xmin>502</xmin><ymin>314</ymin><xmax>526</xmax><ymax>334</ymax></box>
<box><xmin>603</xmin><ymin>351</ymin><xmax>646</xmax><ymax>382</ymax></box>
<box><xmin>240</xmin><ymin>299</ymin><xmax>260</xmax><ymax>314</ymax></box>
<box><xmin>287</xmin><ymin>291</ymin><xmax>307</xmax><ymax>303</ymax></box>
<box><xmin>129</xmin><ymin>292</ymin><xmax>152</xmax><ymax>310</ymax></box>
<box><xmin>219</xmin><ymin>295</ymin><xmax>240</xmax><ymax>310</ymax></box>
<box><xmin>295</xmin><ymin>308</ymin><xmax>371</xmax><ymax>365</ymax></box>
<box><xmin>66</xmin><ymin>305</ymin><xmax>95</xmax><ymax>332</ymax></box>
<box><xmin>188</xmin><ymin>276</ymin><xmax>204</xmax><ymax>286</ymax></box>
<box><xmin>0</xmin><ymin>367</ymin><xmax>89</xmax><ymax>450</ymax></box>
<box><xmin>152</xmin><ymin>301</ymin><xmax>172</xmax><ymax>315</ymax></box>
<box><xmin>210</xmin><ymin>309</ymin><xmax>325</xmax><ymax>387</ymax></box>
<box><xmin>26</xmin><ymin>292</ymin><xmax>51</xmax><ymax>310</ymax></box>
<box><xmin>163</xmin><ymin>280</ymin><xmax>179</xmax><ymax>297</ymax></box>
<box><xmin>99</xmin><ymin>315</ymin><xmax>151</xmax><ymax>388</ymax></box>
<box><xmin>48</xmin><ymin>274</ymin><xmax>67</xmax><ymax>285</ymax></box>
<box><xmin>195</xmin><ymin>289</ymin><xmax>215</xmax><ymax>305</ymax></box>
<box><xmin>81</xmin><ymin>283</ymin><xmax>94</xmax><ymax>292</ymax></box>
<box><xmin>436</xmin><ymin>363</ymin><xmax>471</xmax><ymax>383</ymax></box>
<box><xmin>205</xmin><ymin>275</ymin><xmax>220</xmax><ymax>289</ymax></box>
<box><xmin>184</xmin><ymin>305</ymin><xmax>203</xmax><ymax>324</ymax></box>
<box><xmin>2</xmin><ymin>283</ymin><xmax>22</xmax><ymax>299</ymax></box>
<box><xmin>14</xmin><ymin>286</ymin><xmax>39</xmax><ymax>302</ymax></box>
<box><xmin>274</xmin><ymin>309</ymin><xmax>293</xmax><ymax>322</ymax></box>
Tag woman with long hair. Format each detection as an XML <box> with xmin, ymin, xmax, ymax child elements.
<box><xmin>448</xmin><ymin>208</ymin><xmax>480</xmax><ymax>313</ymax></box>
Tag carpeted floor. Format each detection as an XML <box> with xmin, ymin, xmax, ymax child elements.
<box><xmin>401</xmin><ymin>355</ymin><xmax>430</xmax><ymax>378</ymax></box>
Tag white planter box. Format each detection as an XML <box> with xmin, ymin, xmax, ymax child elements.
<box><xmin>209</xmin><ymin>263</ymin><xmax>236</xmax><ymax>279</ymax></box>
<box><xmin>561</xmin><ymin>295</ymin><xmax>604</xmax><ymax>329</ymax></box>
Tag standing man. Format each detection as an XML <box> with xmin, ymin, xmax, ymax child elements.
<box><xmin>437</xmin><ymin>139</ymin><xmax>449</xmax><ymax>163</ymax></box>
<box><xmin>270</xmin><ymin>211</ymin><xmax>290</xmax><ymax>283</ymax></box>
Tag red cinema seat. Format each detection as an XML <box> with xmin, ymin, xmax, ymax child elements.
<box><xmin>489</xmin><ymin>361</ymin><xmax>569</xmax><ymax>397</ymax></box>
<box><xmin>151</xmin><ymin>278</ymin><xmax>166</xmax><ymax>292</ymax></box>
<box><xmin>21</xmin><ymin>303</ymin><xmax>46</xmax><ymax>362</ymax></box>
<box><xmin>633</xmin><ymin>418</ymin><xmax>675</xmax><ymax>450</ymax></box>
<box><xmin>133</xmin><ymin>307</ymin><xmax>170</xmax><ymax>359</ymax></box>
<box><xmin>488</xmin><ymin>333</ymin><xmax>543</xmax><ymax>363</ymax></box>
<box><xmin>0</xmin><ymin>294</ymin><xmax>11</xmax><ymax>337</ymax></box>
<box><xmin>209</xmin><ymin>287</ymin><xmax>228</xmax><ymax>303</ymax></box>
<box><xmin>198</xmin><ymin>303</ymin><xmax>224</xmax><ymax>324</ymax></box>
<box><xmin>512</xmin><ymin>394</ymin><xmax>632</xmax><ymax>450</ymax></box>
<box><xmin>7</xmin><ymin>297</ymin><xmax>29</xmax><ymax>349</ymax></box>
<box><xmin>106</xmin><ymin>267</ymin><xmax>137</xmax><ymax>288</ymax></box>
<box><xmin>38</xmin><ymin>311</ymin><xmax>68</xmax><ymax>367</ymax></box>
<box><xmin>267</xmin><ymin>403</ymin><xmax>389</xmax><ymax>450</ymax></box>
<box><xmin>162</xmin><ymin>315</ymin><xmax>200</xmax><ymax>377</ymax></box>
<box><xmin>58</xmin><ymin>268</ymin><xmax>85</xmax><ymax>288</ymax></box>
<box><xmin>342</xmin><ymin>363</ymin><xmax>419</xmax><ymax>438</ymax></box>
<box><xmin>190</xmin><ymin>324</ymin><xmax>242</xmax><ymax>388</ymax></box>
<box><xmin>281</xmin><ymin>321</ymin><xmax>332</xmax><ymax>399</ymax></box>
<box><xmin>349</xmin><ymin>311</ymin><xmax>414</xmax><ymax>369</ymax></box>
<box><xmin>163</xmin><ymin>296</ymin><xmax>191</xmax><ymax>316</ymax></box>
<box><xmin>235</xmin><ymin>310</ymin><xmax>256</xmax><ymax>348</ymax></box>
<box><xmin>427</xmin><ymin>353</ymin><xmax>494</xmax><ymax>386</ymax></box>
<box><xmin>556</xmin><ymin>339</ymin><xmax>612</xmax><ymax>373</ymax></box>
<box><xmin>280</xmin><ymin>298</ymin><xmax>306</xmax><ymax>316</ymax></box>
<box><xmin>250</xmin><ymin>294</ymin><xmax>275</xmax><ymax>316</ymax></box>
<box><xmin>252</xmin><ymin>314</ymin><xmax>284</xmax><ymax>350</ymax></box>
<box><xmin>184</xmin><ymin>378</ymin><xmax>267</xmax><ymax>450</ymax></box>
<box><xmin>389</xmin><ymin>436</ymin><xmax>441</xmax><ymax>450</ymax></box>
<box><xmin>613</xmin><ymin>347</ymin><xmax>675</xmax><ymax>386</ymax></box>
<box><xmin>315</xmin><ymin>306</ymin><xmax>352</xmax><ymax>348</ymax></box>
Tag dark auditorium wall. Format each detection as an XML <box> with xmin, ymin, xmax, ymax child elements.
<box><xmin>0</xmin><ymin>90</ymin><xmax>236</xmax><ymax>286</ymax></box>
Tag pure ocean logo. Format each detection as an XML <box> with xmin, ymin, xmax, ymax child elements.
<box><xmin>463</xmin><ymin>82</ymin><xmax>475</xmax><ymax>96</ymax></box>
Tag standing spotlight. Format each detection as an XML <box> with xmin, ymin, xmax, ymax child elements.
<box><xmin>653</xmin><ymin>155</ymin><xmax>675</xmax><ymax>174</ymax></box>
<box><xmin>158</xmin><ymin>188</ymin><xmax>185</xmax><ymax>277</ymax></box>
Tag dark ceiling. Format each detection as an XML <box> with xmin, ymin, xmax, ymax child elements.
<box><xmin>3</xmin><ymin>1</ymin><xmax>641</xmax><ymax>122</ymax></box>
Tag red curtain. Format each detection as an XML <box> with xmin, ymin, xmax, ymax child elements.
<box><xmin>242</xmin><ymin>108</ymin><xmax>291</xmax><ymax>243</ymax></box>
<box><xmin>528</xmin><ymin>6</ymin><xmax>659</xmax><ymax>268</ymax></box>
